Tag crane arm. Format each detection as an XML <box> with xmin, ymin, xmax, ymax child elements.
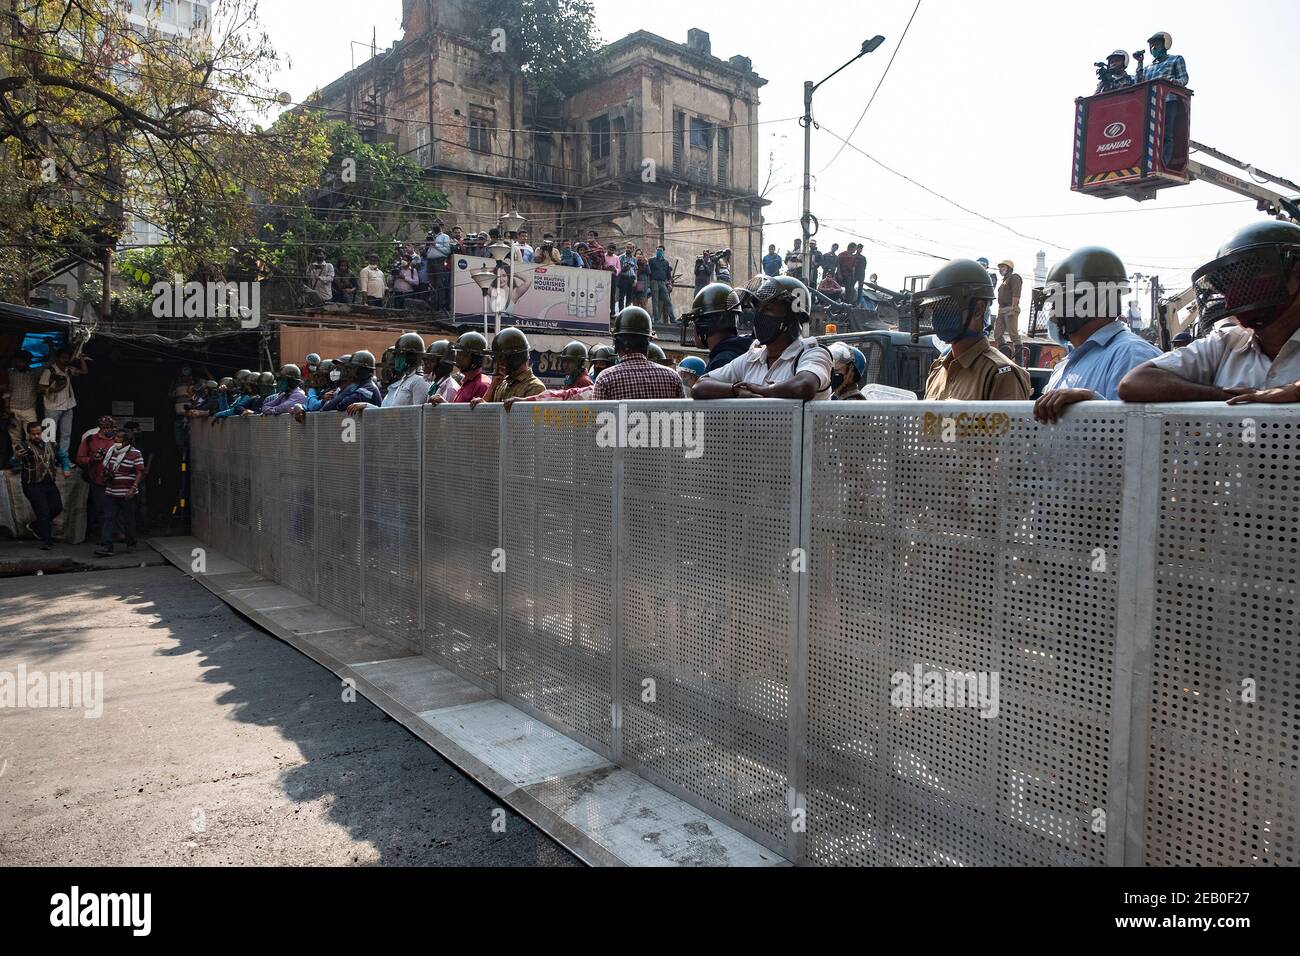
<box><xmin>1186</xmin><ymin>159</ymin><xmax>1300</xmax><ymax>222</ymax></box>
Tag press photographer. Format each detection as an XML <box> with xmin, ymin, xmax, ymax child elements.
<box><xmin>1094</xmin><ymin>50</ymin><xmax>1135</xmax><ymax>93</ymax></box>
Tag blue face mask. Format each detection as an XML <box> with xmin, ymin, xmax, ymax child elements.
<box><xmin>394</xmin><ymin>355</ymin><xmax>408</xmax><ymax>374</ymax></box>
<box><xmin>1151</xmin><ymin>46</ymin><xmax>1166</xmax><ymax>59</ymax></box>
<box><xmin>1047</xmin><ymin>317</ymin><xmax>1069</xmax><ymax>348</ymax></box>
<box><xmin>928</xmin><ymin>301</ymin><xmax>981</xmax><ymax>344</ymax></box>
<box><xmin>655</xmin><ymin>250</ymin><xmax>664</xmax><ymax>258</ymax></box>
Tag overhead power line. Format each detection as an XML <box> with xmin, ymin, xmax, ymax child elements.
<box><xmin>819</xmin><ymin>0</ymin><xmax>924</xmax><ymax>174</ymax></box>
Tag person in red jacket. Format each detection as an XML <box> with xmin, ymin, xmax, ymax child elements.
<box><xmin>76</xmin><ymin>415</ymin><xmax>118</xmax><ymax>543</ymax></box>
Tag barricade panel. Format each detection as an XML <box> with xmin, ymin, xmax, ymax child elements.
<box><xmin>226</xmin><ymin>417</ymin><xmax>254</xmax><ymax>569</ymax></box>
<box><xmin>360</xmin><ymin>406</ymin><xmax>423</xmax><ymax>649</ymax></box>
<box><xmin>190</xmin><ymin>421</ymin><xmax>208</xmax><ymax>544</ymax></box>
<box><xmin>250</xmin><ymin>416</ymin><xmax>287</xmax><ymax>581</ymax></box>
<box><xmin>618</xmin><ymin>399</ymin><xmax>801</xmax><ymax>855</ymax></box>
<box><xmin>312</xmin><ymin>412</ymin><xmax>363</xmax><ymax>626</ymax></box>
<box><xmin>1144</xmin><ymin>408</ymin><xmax>1299</xmax><ymax>866</ymax></box>
<box><xmin>804</xmin><ymin>403</ymin><xmax>1128</xmax><ymax>866</ymax></box>
<box><xmin>502</xmin><ymin>401</ymin><xmax>616</xmax><ymax>755</ymax></box>
<box><xmin>421</xmin><ymin>405</ymin><xmax>501</xmax><ymax>692</ymax></box>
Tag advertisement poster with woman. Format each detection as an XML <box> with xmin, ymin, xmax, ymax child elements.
<box><xmin>452</xmin><ymin>255</ymin><xmax>611</xmax><ymax>333</ymax></box>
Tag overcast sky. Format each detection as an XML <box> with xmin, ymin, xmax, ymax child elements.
<box><xmin>259</xmin><ymin>0</ymin><xmax>1300</xmax><ymax>295</ymax></box>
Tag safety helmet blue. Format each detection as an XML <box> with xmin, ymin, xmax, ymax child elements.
<box><xmin>677</xmin><ymin>356</ymin><xmax>707</xmax><ymax>376</ymax></box>
<box><xmin>847</xmin><ymin>346</ymin><xmax>868</xmax><ymax>381</ymax></box>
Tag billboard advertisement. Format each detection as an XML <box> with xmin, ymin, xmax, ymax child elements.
<box><xmin>451</xmin><ymin>255</ymin><xmax>612</xmax><ymax>334</ymax></box>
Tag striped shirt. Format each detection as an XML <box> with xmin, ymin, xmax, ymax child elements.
<box><xmin>102</xmin><ymin>444</ymin><xmax>145</xmax><ymax>498</ymax></box>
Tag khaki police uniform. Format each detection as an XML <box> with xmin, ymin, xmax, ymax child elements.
<box><xmin>488</xmin><ymin>369</ymin><xmax>547</xmax><ymax>403</ymax></box>
<box><xmin>924</xmin><ymin>337</ymin><xmax>1031</xmax><ymax>401</ymax></box>
<box><xmin>995</xmin><ymin>271</ymin><xmax>1023</xmax><ymax>357</ymax></box>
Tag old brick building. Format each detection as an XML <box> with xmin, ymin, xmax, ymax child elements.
<box><xmin>306</xmin><ymin>0</ymin><xmax>768</xmax><ymax>315</ymax></box>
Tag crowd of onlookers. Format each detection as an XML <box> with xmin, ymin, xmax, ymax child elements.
<box><xmin>3</xmin><ymin>345</ymin><xmax>146</xmax><ymax>554</ymax></box>
<box><xmin>762</xmin><ymin>238</ymin><xmax>877</xmax><ymax>308</ymax></box>
<box><xmin>300</xmin><ymin>221</ymin><xmax>691</xmax><ymax>327</ymax></box>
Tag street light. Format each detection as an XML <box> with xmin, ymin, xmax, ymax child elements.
<box><xmin>801</xmin><ymin>36</ymin><xmax>886</xmax><ymax>287</ymax></box>
<box><xmin>500</xmin><ymin>209</ymin><xmax>526</xmax><ymax>235</ymax></box>
<box><xmin>471</xmin><ymin>265</ymin><xmax>496</xmax><ymax>335</ymax></box>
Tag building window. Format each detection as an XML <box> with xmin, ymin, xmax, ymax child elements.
<box><xmin>689</xmin><ymin>117</ymin><xmax>713</xmax><ymax>151</ymax></box>
<box><xmin>688</xmin><ymin>117</ymin><xmax>714</xmax><ymax>183</ymax></box>
<box><xmin>673</xmin><ymin>111</ymin><xmax>684</xmax><ymax>175</ymax></box>
<box><xmin>590</xmin><ymin>115</ymin><xmax>610</xmax><ymax>161</ymax></box>
<box><xmin>717</xmin><ymin>126</ymin><xmax>730</xmax><ymax>188</ymax></box>
<box><xmin>469</xmin><ymin>107</ymin><xmax>494</xmax><ymax>154</ymax></box>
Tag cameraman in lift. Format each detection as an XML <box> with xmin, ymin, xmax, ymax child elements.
<box><xmin>1094</xmin><ymin>50</ymin><xmax>1135</xmax><ymax>94</ymax></box>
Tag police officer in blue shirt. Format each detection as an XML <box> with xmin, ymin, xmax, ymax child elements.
<box><xmin>1033</xmin><ymin>246</ymin><xmax>1161</xmax><ymax>423</ymax></box>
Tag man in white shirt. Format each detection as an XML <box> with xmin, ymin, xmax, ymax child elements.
<box><xmin>515</xmin><ymin>229</ymin><xmax>535</xmax><ymax>264</ymax></box>
<box><xmin>1125</xmin><ymin>299</ymin><xmax>1143</xmax><ymax>332</ymax></box>
<box><xmin>375</xmin><ymin>333</ymin><xmax>431</xmax><ymax>409</ymax></box>
<box><xmin>305</xmin><ymin>249</ymin><xmax>334</xmax><ymax>300</ymax></box>
<box><xmin>692</xmin><ymin>276</ymin><xmax>832</xmax><ymax>402</ymax></box>
<box><xmin>37</xmin><ymin>345</ymin><xmax>89</xmax><ymax>456</ymax></box>
<box><xmin>359</xmin><ymin>254</ymin><xmax>387</xmax><ymax>306</ymax></box>
<box><xmin>1120</xmin><ymin>221</ymin><xmax>1300</xmax><ymax>405</ymax></box>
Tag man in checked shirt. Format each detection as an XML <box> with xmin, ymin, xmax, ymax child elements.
<box><xmin>592</xmin><ymin>307</ymin><xmax>685</xmax><ymax>401</ymax></box>
<box><xmin>1137</xmin><ymin>32</ymin><xmax>1188</xmax><ymax>86</ymax></box>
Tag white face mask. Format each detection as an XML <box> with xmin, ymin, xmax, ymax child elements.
<box><xmin>329</xmin><ymin>370</ymin><xmax>341</xmax><ymax>383</ymax></box>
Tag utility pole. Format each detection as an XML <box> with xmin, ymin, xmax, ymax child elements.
<box><xmin>801</xmin><ymin>36</ymin><xmax>885</xmax><ymax>285</ymax></box>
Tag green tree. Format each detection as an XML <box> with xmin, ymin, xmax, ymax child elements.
<box><xmin>488</xmin><ymin>0</ymin><xmax>601</xmax><ymax>97</ymax></box>
<box><xmin>250</xmin><ymin>121</ymin><xmax>447</xmax><ymax>306</ymax></box>
<box><xmin>0</xmin><ymin>0</ymin><xmax>330</xmax><ymax>303</ymax></box>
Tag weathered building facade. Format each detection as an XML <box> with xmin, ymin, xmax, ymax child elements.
<box><xmin>307</xmin><ymin>0</ymin><xmax>767</xmax><ymax>315</ymax></box>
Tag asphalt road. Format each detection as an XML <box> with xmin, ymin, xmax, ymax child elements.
<box><xmin>0</xmin><ymin>563</ymin><xmax>575</xmax><ymax>866</ymax></box>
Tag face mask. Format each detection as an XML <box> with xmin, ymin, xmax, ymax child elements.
<box><xmin>928</xmin><ymin>301</ymin><xmax>978</xmax><ymax>344</ymax></box>
<box><xmin>394</xmin><ymin>356</ymin><xmax>408</xmax><ymax>374</ymax></box>
<box><xmin>656</xmin><ymin>250</ymin><xmax>664</xmax><ymax>258</ymax></box>
<box><xmin>330</xmin><ymin>370</ymin><xmax>341</xmax><ymax>382</ymax></box>
<box><xmin>1151</xmin><ymin>46</ymin><xmax>1166</xmax><ymax>59</ymax></box>
<box><xmin>1047</xmin><ymin>317</ymin><xmax>1070</xmax><ymax>348</ymax></box>
<box><xmin>831</xmin><ymin>372</ymin><xmax>846</xmax><ymax>391</ymax></box>
<box><xmin>753</xmin><ymin>313</ymin><xmax>786</xmax><ymax>345</ymax></box>
<box><xmin>276</xmin><ymin>379</ymin><xmax>289</xmax><ymax>392</ymax></box>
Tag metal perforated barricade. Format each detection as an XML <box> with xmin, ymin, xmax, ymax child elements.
<box><xmin>1137</xmin><ymin>405</ymin><xmax>1299</xmax><ymax>867</ymax></box>
<box><xmin>801</xmin><ymin>402</ymin><xmax>1138</xmax><ymax>866</ymax></box>
<box><xmin>312</xmin><ymin>412</ymin><xmax>364</xmax><ymax>626</ymax></box>
<box><xmin>421</xmin><ymin>404</ymin><xmax>502</xmax><ymax>693</ymax></box>
<box><xmin>181</xmin><ymin>400</ymin><xmax>1298</xmax><ymax>868</ymax></box>
<box><xmin>359</xmin><ymin>406</ymin><xmax>423</xmax><ymax>650</ymax></box>
<box><xmin>618</xmin><ymin>399</ymin><xmax>803</xmax><ymax>857</ymax></box>
<box><xmin>189</xmin><ymin>418</ymin><xmax>209</xmax><ymax>545</ymax></box>
<box><xmin>275</xmin><ymin>411</ymin><xmax>318</xmax><ymax>604</ymax></box>
<box><xmin>249</xmin><ymin>416</ymin><xmax>288</xmax><ymax>582</ymax></box>
<box><xmin>501</xmin><ymin>401</ymin><xmax>618</xmax><ymax>756</ymax></box>
<box><xmin>225</xmin><ymin>416</ymin><xmax>254</xmax><ymax>570</ymax></box>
